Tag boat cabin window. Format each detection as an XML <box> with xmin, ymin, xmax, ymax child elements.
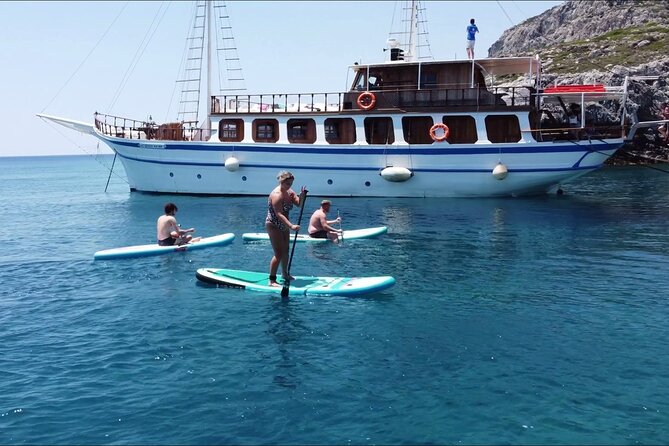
<box><xmin>218</xmin><ymin>119</ymin><xmax>244</xmax><ymax>142</ymax></box>
<box><xmin>420</xmin><ymin>72</ymin><xmax>438</xmax><ymax>89</ymax></box>
<box><xmin>402</xmin><ymin>117</ymin><xmax>434</xmax><ymax>145</ymax></box>
<box><xmin>253</xmin><ymin>119</ymin><xmax>279</xmax><ymax>143</ymax></box>
<box><xmin>485</xmin><ymin>115</ymin><xmax>521</xmax><ymax>143</ymax></box>
<box><xmin>325</xmin><ymin>118</ymin><xmax>356</xmax><ymax>144</ymax></box>
<box><xmin>353</xmin><ymin>72</ymin><xmax>366</xmax><ymax>91</ymax></box>
<box><xmin>287</xmin><ymin>119</ymin><xmax>316</xmax><ymax>144</ymax></box>
<box><xmin>352</xmin><ymin>70</ymin><xmax>385</xmax><ymax>91</ymax></box>
<box><xmin>368</xmin><ymin>74</ymin><xmax>383</xmax><ymax>91</ymax></box>
<box><xmin>364</xmin><ymin>117</ymin><xmax>395</xmax><ymax>145</ymax></box>
<box><xmin>442</xmin><ymin>116</ymin><xmax>477</xmax><ymax>144</ymax></box>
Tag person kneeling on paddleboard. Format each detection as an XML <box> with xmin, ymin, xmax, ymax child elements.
<box><xmin>308</xmin><ymin>200</ymin><xmax>342</xmax><ymax>243</ymax></box>
<box><xmin>157</xmin><ymin>202</ymin><xmax>201</xmax><ymax>246</ymax></box>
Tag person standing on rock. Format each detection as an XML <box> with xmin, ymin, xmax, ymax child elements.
<box><xmin>466</xmin><ymin>18</ymin><xmax>479</xmax><ymax>60</ymax></box>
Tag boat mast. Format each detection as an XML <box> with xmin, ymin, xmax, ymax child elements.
<box><xmin>387</xmin><ymin>1</ymin><xmax>431</xmax><ymax>62</ymax></box>
<box><xmin>206</xmin><ymin>0</ymin><xmax>212</xmax><ymax>122</ymax></box>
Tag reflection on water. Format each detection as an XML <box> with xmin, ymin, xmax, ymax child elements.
<box><xmin>265</xmin><ymin>299</ymin><xmax>304</xmax><ymax>390</ymax></box>
<box><xmin>381</xmin><ymin>204</ymin><xmax>414</xmax><ymax>235</ymax></box>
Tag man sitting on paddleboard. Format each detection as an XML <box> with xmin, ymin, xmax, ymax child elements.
<box><xmin>308</xmin><ymin>200</ymin><xmax>342</xmax><ymax>243</ymax></box>
<box><xmin>157</xmin><ymin>202</ymin><xmax>200</xmax><ymax>246</ymax></box>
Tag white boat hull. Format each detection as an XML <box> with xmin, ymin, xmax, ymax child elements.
<box><xmin>104</xmin><ymin>135</ymin><xmax>621</xmax><ymax>197</ymax></box>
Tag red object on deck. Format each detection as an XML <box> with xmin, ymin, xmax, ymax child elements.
<box><xmin>544</xmin><ymin>84</ymin><xmax>606</xmax><ymax>93</ymax></box>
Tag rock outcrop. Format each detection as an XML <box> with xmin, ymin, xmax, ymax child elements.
<box><xmin>488</xmin><ymin>0</ymin><xmax>669</xmax><ymax>163</ymax></box>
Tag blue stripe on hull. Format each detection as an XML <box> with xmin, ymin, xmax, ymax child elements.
<box><xmin>116</xmin><ymin>153</ymin><xmax>602</xmax><ymax>174</ymax></box>
<box><xmin>109</xmin><ymin>137</ymin><xmax>620</xmax><ymax>156</ymax></box>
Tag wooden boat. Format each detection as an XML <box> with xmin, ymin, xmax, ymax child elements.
<box><xmin>39</xmin><ymin>1</ymin><xmax>652</xmax><ymax>197</ymax></box>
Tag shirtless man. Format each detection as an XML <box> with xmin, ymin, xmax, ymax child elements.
<box><xmin>308</xmin><ymin>200</ymin><xmax>342</xmax><ymax>243</ymax></box>
<box><xmin>156</xmin><ymin>202</ymin><xmax>200</xmax><ymax>246</ymax></box>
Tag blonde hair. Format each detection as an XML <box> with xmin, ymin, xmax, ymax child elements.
<box><xmin>277</xmin><ymin>170</ymin><xmax>294</xmax><ymax>182</ymax></box>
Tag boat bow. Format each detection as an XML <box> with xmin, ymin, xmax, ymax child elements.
<box><xmin>36</xmin><ymin>113</ymin><xmax>96</xmax><ymax>136</ymax></box>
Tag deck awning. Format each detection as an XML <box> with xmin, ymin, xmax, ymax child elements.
<box><xmin>475</xmin><ymin>57</ymin><xmax>541</xmax><ymax>77</ymax></box>
<box><xmin>350</xmin><ymin>56</ymin><xmax>542</xmax><ymax>77</ymax></box>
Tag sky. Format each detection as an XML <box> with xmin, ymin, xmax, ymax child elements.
<box><xmin>0</xmin><ymin>1</ymin><xmax>562</xmax><ymax>157</ymax></box>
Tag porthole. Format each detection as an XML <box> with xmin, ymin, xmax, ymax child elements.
<box><xmin>197</xmin><ymin>174</ymin><xmax>202</xmax><ymax>179</ymax></box>
<box><xmin>365</xmin><ymin>181</ymin><xmax>371</xmax><ymax>187</ymax></box>
<box><xmin>169</xmin><ymin>172</ymin><xmax>174</xmax><ymax>177</ymax></box>
<box><xmin>327</xmin><ymin>179</ymin><xmax>333</xmax><ymax>185</ymax></box>
<box><xmin>242</xmin><ymin>176</ymin><xmax>247</xmax><ymax>181</ymax></box>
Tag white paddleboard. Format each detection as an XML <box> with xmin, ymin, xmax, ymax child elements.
<box><xmin>242</xmin><ymin>226</ymin><xmax>387</xmax><ymax>242</ymax></box>
<box><xmin>94</xmin><ymin>233</ymin><xmax>235</xmax><ymax>260</ymax></box>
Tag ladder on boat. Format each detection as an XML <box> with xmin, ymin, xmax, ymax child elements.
<box><xmin>175</xmin><ymin>0</ymin><xmax>246</xmax><ymax>124</ymax></box>
<box><xmin>176</xmin><ymin>2</ymin><xmax>206</xmax><ymax>124</ymax></box>
<box><xmin>213</xmin><ymin>1</ymin><xmax>247</xmax><ymax>95</ymax></box>
<box><xmin>387</xmin><ymin>0</ymin><xmax>433</xmax><ymax>62</ymax></box>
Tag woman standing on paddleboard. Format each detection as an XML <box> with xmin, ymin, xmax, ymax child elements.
<box><xmin>266</xmin><ymin>171</ymin><xmax>306</xmax><ymax>287</ymax></box>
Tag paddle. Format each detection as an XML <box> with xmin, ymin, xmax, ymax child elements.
<box><xmin>281</xmin><ymin>188</ymin><xmax>308</xmax><ymax>298</ymax></box>
<box><xmin>337</xmin><ymin>210</ymin><xmax>344</xmax><ymax>244</ymax></box>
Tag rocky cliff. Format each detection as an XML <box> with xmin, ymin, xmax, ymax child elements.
<box><xmin>488</xmin><ymin>0</ymin><xmax>669</xmax><ymax>164</ymax></box>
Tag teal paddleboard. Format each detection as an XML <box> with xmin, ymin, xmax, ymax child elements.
<box><xmin>196</xmin><ymin>268</ymin><xmax>395</xmax><ymax>296</ymax></box>
<box><xmin>242</xmin><ymin>226</ymin><xmax>387</xmax><ymax>242</ymax></box>
<box><xmin>94</xmin><ymin>233</ymin><xmax>235</xmax><ymax>260</ymax></box>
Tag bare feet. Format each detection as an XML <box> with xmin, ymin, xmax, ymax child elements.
<box><xmin>268</xmin><ymin>280</ymin><xmax>280</xmax><ymax>287</ymax></box>
<box><xmin>176</xmin><ymin>235</ymin><xmax>193</xmax><ymax>245</ymax></box>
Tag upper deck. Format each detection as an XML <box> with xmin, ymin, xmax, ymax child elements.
<box><xmin>209</xmin><ymin>57</ymin><xmax>542</xmax><ymax>115</ymax></box>
<box><xmin>93</xmin><ymin>56</ymin><xmax>627</xmax><ymax>144</ymax></box>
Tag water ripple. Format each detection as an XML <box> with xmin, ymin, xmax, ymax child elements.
<box><xmin>1</xmin><ymin>161</ymin><xmax>669</xmax><ymax>443</ymax></box>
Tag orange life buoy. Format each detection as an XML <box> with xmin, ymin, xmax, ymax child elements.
<box><xmin>356</xmin><ymin>92</ymin><xmax>376</xmax><ymax>111</ymax></box>
<box><xmin>429</xmin><ymin>123</ymin><xmax>450</xmax><ymax>142</ymax></box>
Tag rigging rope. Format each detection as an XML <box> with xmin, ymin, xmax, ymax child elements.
<box><xmin>416</xmin><ymin>2</ymin><xmax>433</xmax><ymax>60</ymax></box>
<box><xmin>166</xmin><ymin>2</ymin><xmax>198</xmax><ymax>122</ymax></box>
<box><xmin>215</xmin><ymin>3</ymin><xmax>224</xmax><ymax>96</ymax></box>
<box><xmin>495</xmin><ymin>1</ymin><xmax>515</xmax><ymax>26</ymax></box>
<box><xmin>510</xmin><ymin>1</ymin><xmax>528</xmax><ymax>20</ymax></box>
<box><xmin>388</xmin><ymin>2</ymin><xmax>399</xmax><ymax>43</ymax></box>
<box><xmin>41</xmin><ymin>2</ymin><xmax>130</xmax><ymax>113</ymax></box>
<box><xmin>107</xmin><ymin>2</ymin><xmax>171</xmax><ymax>113</ymax></box>
<box><xmin>620</xmin><ymin>151</ymin><xmax>669</xmax><ymax>174</ymax></box>
<box><xmin>215</xmin><ymin>1</ymin><xmax>247</xmax><ymax>95</ymax></box>
<box><xmin>37</xmin><ymin>118</ymin><xmax>130</xmax><ymax>186</ymax></box>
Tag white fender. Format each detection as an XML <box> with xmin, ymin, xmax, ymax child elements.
<box><xmin>380</xmin><ymin>166</ymin><xmax>413</xmax><ymax>182</ymax></box>
<box><xmin>224</xmin><ymin>156</ymin><xmax>240</xmax><ymax>172</ymax></box>
<box><xmin>492</xmin><ymin>162</ymin><xmax>508</xmax><ymax>180</ymax></box>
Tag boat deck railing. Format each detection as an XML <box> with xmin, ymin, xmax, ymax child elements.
<box><xmin>532</xmin><ymin>124</ymin><xmax>624</xmax><ymax>142</ymax></box>
<box><xmin>94</xmin><ymin>112</ymin><xmax>210</xmax><ymax>141</ymax></box>
<box><xmin>94</xmin><ymin>86</ymin><xmax>625</xmax><ymax>143</ymax></box>
<box><xmin>210</xmin><ymin>86</ymin><xmax>536</xmax><ymax>114</ymax></box>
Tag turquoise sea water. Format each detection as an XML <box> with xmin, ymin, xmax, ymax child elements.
<box><xmin>1</xmin><ymin>155</ymin><xmax>668</xmax><ymax>444</ymax></box>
